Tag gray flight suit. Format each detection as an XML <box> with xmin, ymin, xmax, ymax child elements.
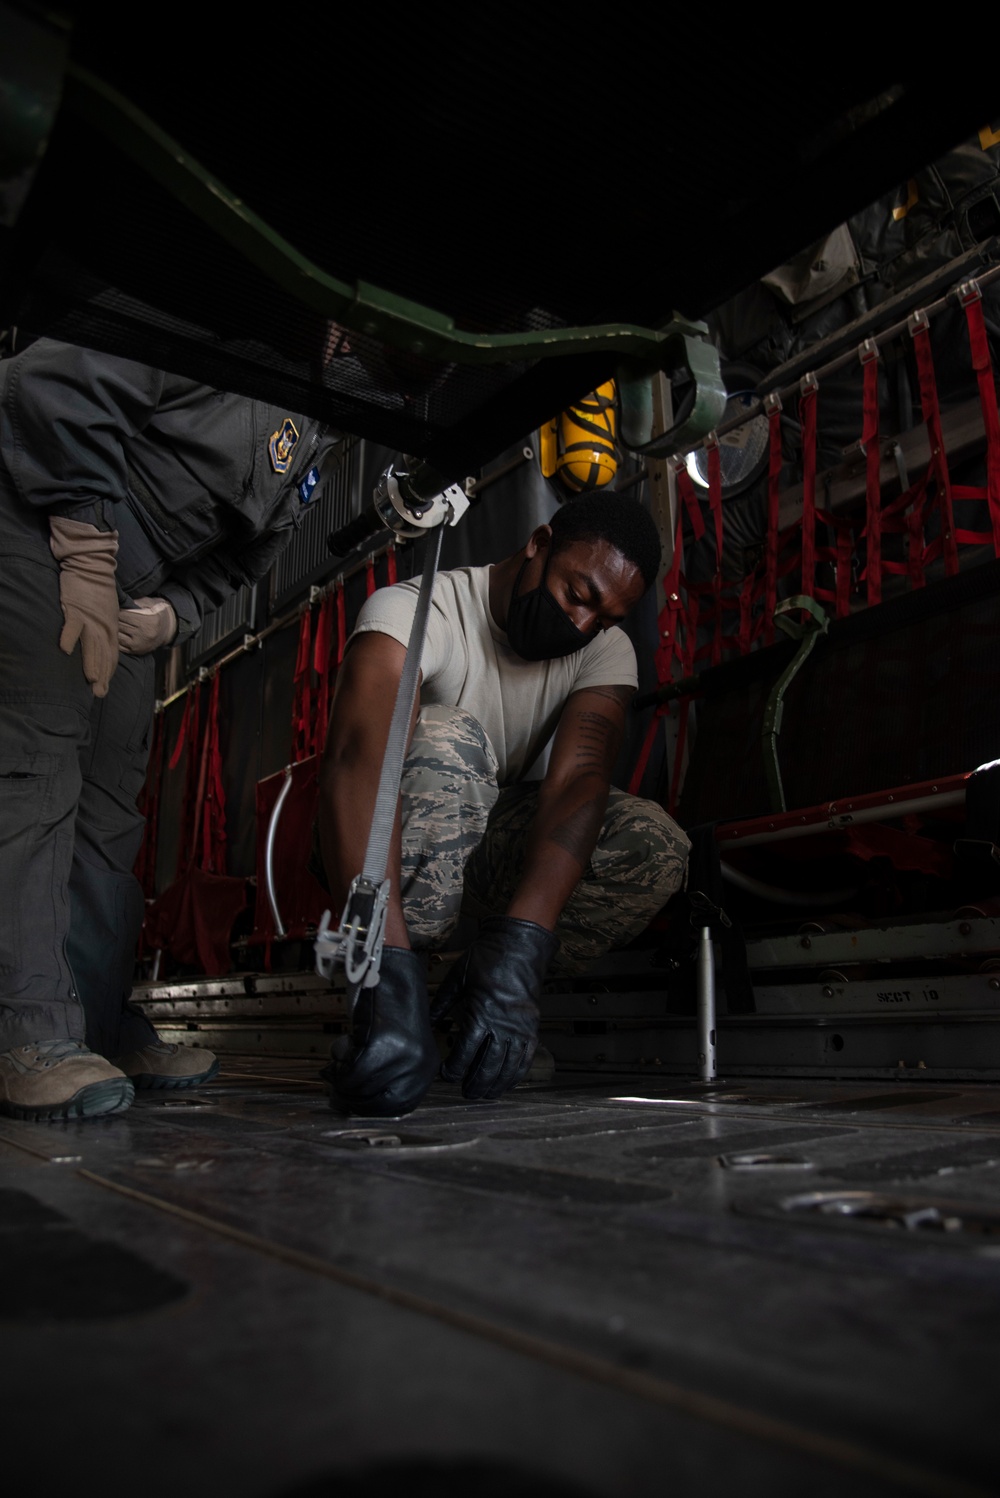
<box><xmin>0</xmin><ymin>338</ymin><xmax>339</xmax><ymax>1055</ymax></box>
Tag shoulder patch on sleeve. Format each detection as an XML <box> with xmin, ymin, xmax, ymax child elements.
<box><xmin>269</xmin><ymin>418</ymin><xmax>300</xmax><ymax>473</ymax></box>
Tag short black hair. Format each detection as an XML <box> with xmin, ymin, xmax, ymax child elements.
<box><xmin>548</xmin><ymin>491</ymin><xmax>662</xmax><ymax>590</ymax></box>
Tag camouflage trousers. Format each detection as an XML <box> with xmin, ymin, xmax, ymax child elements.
<box><xmin>400</xmin><ymin>705</ymin><xmax>690</xmax><ymax>973</ymax></box>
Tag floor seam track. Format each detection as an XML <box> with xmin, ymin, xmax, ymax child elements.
<box><xmin>64</xmin><ymin>1163</ymin><xmax>990</xmax><ymax>1498</ymax></box>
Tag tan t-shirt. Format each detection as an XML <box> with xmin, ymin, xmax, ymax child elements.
<box><xmin>351</xmin><ymin>564</ymin><xmax>638</xmax><ymax>785</ymax></box>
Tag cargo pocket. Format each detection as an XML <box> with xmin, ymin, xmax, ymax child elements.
<box><xmin>95</xmin><ymin>656</ymin><xmax>155</xmax><ymax>801</ymax></box>
<box><xmin>0</xmin><ymin>754</ymin><xmax>60</xmax><ymax>979</ymax></box>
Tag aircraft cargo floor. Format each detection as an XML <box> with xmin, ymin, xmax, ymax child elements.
<box><xmin>4</xmin><ymin>1062</ymin><xmax>1000</xmax><ymax>1498</ymax></box>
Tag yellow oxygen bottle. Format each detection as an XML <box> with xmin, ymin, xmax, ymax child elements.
<box><xmin>540</xmin><ymin>381</ymin><xmax>619</xmax><ymax>495</ymax></box>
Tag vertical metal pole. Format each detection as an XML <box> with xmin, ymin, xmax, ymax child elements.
<box><xmin>697</xmin><ymin>924</ymin><xmax>717</xmax><ymax>1082</ymax></box>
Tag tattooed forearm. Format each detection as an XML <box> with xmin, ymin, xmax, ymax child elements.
<box><xmin>548</xmin><ymin>794</ymin><xmax>604</xmax><ymax>866</ymax></box>
<box><xmin>575</xmin><ymin>710</ymin><xmax>621</xmax><ymax>773</ymax></box>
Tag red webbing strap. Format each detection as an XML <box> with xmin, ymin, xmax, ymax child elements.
<box><xmin>335</xmin><ymin>582</ymin><xmax>347</xmax><ymax>667</ymax></box>
<box><xmin>907</xmin><ymin>498</ymin><xmax>926</xmax><ymax>590</ymax></box>
<box><xmin>627</xmin><ymin>706</ymin><xmax>666</xmax><ymax>797</ymax></box>
<box><xmin>875</xmin><ymin>471</ymin><xmax>923</xmax><ymax>568</ymax></box>
<box><xmin>764</xmin><ymin>397</ymin><xmax>783</xmax><ymax>645</ymax></box>
<box><xmin>168</xmin><ymin>689</ymin><xmax>194</xmax><ymax>771</ymax></box>
<box><xmin>748</xmin><ymin>569</ymin><xmax>768</xmax><ymax>649</ymax></box>
<box><xmin>950</xmin><ymin>483</ymin><xmax>996</xmax><ymax>546</ymax></box>
<box><xmin>811</xmin><ymin>506</ymin><xmax>853</xmax><ymax>619</ymax></box>
<box><xmin>738</xmin><ymin>571</ymin><xmax>755</xmax><ymax>654</ymax></box>
<box><xmin>675</xmin><ymin>466</ymin><xmax>706</xmax><ymax>543</ymax></box>
<box><xmin>134</xmin><ymin>710</ymin><xmax>165</xmax><ymax>899</ymax></box>
<box><xmin>173</xmin><ymin>684</ymin><xmax>201</xmax><ymax>879</ymax></box>
<box><xmin>773</xmin><ymin>526</ymin><xmax>804</xmax><ymax>589</ymax></box>
<box><xmin>835</xmin><ymin>520</ymin><xmax>852</xmax><ymax>618</ymax></box>
<box><xmin>291</xmin><ymin>608</ymin><xmax>313</xmax><ymax>763</ymax></box>
<box><xmin>962</xmin><ymin>288</ymin><xmax>1000</xmax><ymax>556</ymax></box>
<box><xmin>312</xmin><ymin>590</ymin><xmax>335</xmax><ymax>759</ymax></box>
<box><xmin>200</xmin><ymin>672</ymin><xmax>227</xmax><ymax>875</ymax></box>
<box><xmin>706</xmin><ymin>440</ymin><xmax>724</xmax><ymax>666</ymax></box>
<box><xmin>682</xmin><ymin>590</ymin><xmax>699</xmax><ymax>676</ymax></box>
<box><xmin>683</xmin><ymin>577</ymin><xmax>757</xmax><ymax>660</ymax></box>
<box><xmin>387</xmin><ymin>545</ymin><xmax>398</xmax><ymax>584</ymax></box>
<box><xmin>912</xmin><ymin>320</ymin><xmax>959</xmax><ymax>577</ymax></box>
<box><xmin>861</xmin><ymin>348</ymin><xmax>883</xmax><ymax>606</ymax></box>
<box><xmin>190</xmin><ymin>679</ymin><xmax>210</xmax><ymax>871</ymax></box>
<box><xmin>799</xmin><ymin>377</ymin><xmax>818</xmax><ymax>600</ymax></box>
<box><xmin>667</xmin><ymin>698</ymin><xmax>690</xmax><ymax>818</ymax></box>
<box><xmin>365</xmin><ymin>559</ymin><xmax>376</xmax><ymax>598</ymax></box>
<box><xmin>187</xmin><ymin>688</ymin><xmax>210</xmax><ymax>870</ymax></box>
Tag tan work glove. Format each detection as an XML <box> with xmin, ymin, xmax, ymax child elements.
<box><xmin>48</xmin><ymin>516</ymin><xmax>120</xmax><ymax>698</ymax></box>
<box><xmin>117</xmin><ymin>596</ymin><xmax>178</xmax><ymax>655</ymax></box>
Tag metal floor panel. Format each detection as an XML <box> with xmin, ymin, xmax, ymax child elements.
<box><xmin>4</xmin><ymin>1066</ymin><xmax>1000</xmax><ymax>1496</ymax></box>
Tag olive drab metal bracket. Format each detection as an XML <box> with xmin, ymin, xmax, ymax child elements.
<box><xmin>762</xmin><ymin>594</ymin><xmax>830</xmax><ymax>814</ymax></box>
<box><xmin>615</xmin><ymin>339</ymin><xmax>728</xmax><ymax>458</ymax></box>
<box><xmin>61</xmin><ymin>64</ymin><xmax>727</xmax><ymax>459</ymax></box>
<box><xmin>314</xmin><ymin>468</ymin><xmax>468</xmax><ymax>1004</ymax></box>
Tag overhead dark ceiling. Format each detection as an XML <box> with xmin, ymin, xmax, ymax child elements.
<box><xmin>5</xmin><ymin>6</ymin><xmax>1000</xmax><ymax>484</ymax></box>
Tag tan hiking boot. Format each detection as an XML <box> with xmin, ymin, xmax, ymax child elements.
<box><xmin>113</xmin><ymin>1039</ymin><xmax>220</xmax><ymax>1091</ymax></box>
<box><xmin>0</xmin><ymin>1040</ymin><xmax>133</xmax><ymax>1120</ymax></box>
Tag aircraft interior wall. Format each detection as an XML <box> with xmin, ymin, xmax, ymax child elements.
<box><xmin>8</xmin><ymin>19</ymin><xmax>1000</xmax><ymax>1497</ymax></box>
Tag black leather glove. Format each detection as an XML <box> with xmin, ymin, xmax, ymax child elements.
<box><xmin>434</xmin><ymin>916</ymin><xmax>559</xmax><ymax>1101</ymax></box>
<box><xmin>324</xmin><ymin>945</ymin><xmax>439</xmax><ymax>1117</ymax></box>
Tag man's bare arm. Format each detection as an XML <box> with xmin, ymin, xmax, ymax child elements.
<box><xmin>317</xmin><ymin>631</ymin><xmax>419</xmax><ymax>948</ymax></box>
<box><xmin>505</xmin><ymin>683</ymin><xmax>633</xmax><ymax>930</ymax></box>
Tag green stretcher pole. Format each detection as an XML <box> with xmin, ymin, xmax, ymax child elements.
<box><xmin>59</xmin><ymin>63</ymin><xmax>727</xmax><ymax>459</ymax></box>
<box><xmin>761</xmin><ymin>595</ymin><xmax>829</xmax><ymax>814</ymax></box>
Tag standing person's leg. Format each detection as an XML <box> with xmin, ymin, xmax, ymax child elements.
<box><xmin>66</xmin><ymin>650</ymin><xmax>220</xmax><ymax>1089</ymax></box>
<box><xmin>0</xmin><ymin>479</ymin><xmax>133</xmax><ymax>1118</ymax></box>
<box><xmin>67</xmin><ymin>650</ymin><xmax>153</xmax><ymax>1059</ymax></box>
<box><xmin>462</xmin><ymin>784</ymin><xmax>691</xmax><ymax>971</ymax></box>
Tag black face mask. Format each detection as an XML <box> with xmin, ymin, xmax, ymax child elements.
<box><xmin>505</xmin><ymin>551</ymin><xmax>593</xmax><ymax>661</ymax></box>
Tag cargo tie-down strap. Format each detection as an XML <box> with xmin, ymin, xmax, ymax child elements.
<box><xmin>951</xmin><ymin>282</ymin><xmax>1000</xmax><ymax>554</ymax></box>
<box><xmin>867</xmin><ymin>310</ymin><xmax>961</xmax><ymax>594</ymax></box>
<box><xmin>860</xmin><ymin>290</ymin><xmax>1000</xmax><ymax>596</ymax></box>
<box><xmin>314</xmin><ymin>525</ymin><xmax>444</xmax><ymax>1006</ymax></box>
<box><xmin>797</xmin><ymin>375</ymin><xmax>854</xmax><ymax>622</ymax></box>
